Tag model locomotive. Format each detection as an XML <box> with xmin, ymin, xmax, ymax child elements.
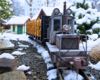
<box><xmin>27</xmin><ymin>2</ymin><xmax>89</xmax><ymax>70</ymax></box>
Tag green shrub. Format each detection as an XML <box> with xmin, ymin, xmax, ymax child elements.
<box><xmin>0</xmin><ymin>27</ymin><xmax>4</xmax><ymax>35</ymax></box>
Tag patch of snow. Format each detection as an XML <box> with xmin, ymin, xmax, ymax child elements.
<box><xmin>97</xmin><ymin>1</ymin><xmax>100</xmax><ymax>5</ymax></box>
<box><xmin>18</xmin><ymin>42</ymin><xmax>21</xmax><ymax>45</ymax></box>
<box><xmin>88</xmin><ymin>34</ymin><xmax>98</xmax><ymax>41</ymax></box>
<box><xmin>26</xmin><ymin>71</ymin><xmax>32</xmax><ymax>75</ymax></box>
<box><xmin>36</xmin><ymin>45</ymin><xmax>46</xmax><ymax>53</ymax></box>
<box><xmin>92</xmin><ymin>23</ymin><xmax>100</xmax><ymax>29</ymax></box>
<box><xmin>41</xmin><ymin>51</ymin><xmax>50</xmax><ymax>60</ymax></box>
<box><xmin>45</xmin><ymin>57</ymin><xmax>52</xmax><ymax>63</ymax></box>
<box><xmin>47</xmin><ymin>63</ymin><xmax>54</xmax><ymax>69</ymax></box>
<box><xmin>0</xmin><ymin>53</ymin><xmax>15</xmax><ymax>59</ymax></box>
<box><xmin>17</xmin><ymin>48</ymin><xmax>23</xmax><ymax>51</ymax></box>
<box><xmin>86</xmin><ymin>29</ymin><xmax>93</xmax><ymax>34</ymax></box>
<box><xmin>63</xmin><ymin>70</ymin><xmax>84</xmax><ymax>80</ymax></box>
<box><xmin>89</xmin><ymin>61</ymin><xmax>100</xmax><ymax>70</ymax></box>
<box><xmin>0</xmin><ymin>38</ymin><xmax>14</xmax><ymax>48</ymax></box>
<box><xmin>74</xmin><ymin>25</ymin><xmax>77</xmax><ymax>30</ymax></box>
<box><xmin>47</xmin><ymin>69</ymin><xmax>57</xmax><ymax>80</ymax></box>
<box><xmin>75</xmin><ymin>0</ymin><xmax>84</xmax><ymax>4</ymax></box>
<box><xmin>85</xmin><ymin>1</ymin><xmax>92</xmax><ymax>8</ymax></box>
<box><xmin>17</xmin><ymin>65</ymin><xmax>30</xmax><ymax>71</ymax></box>
<box><xmin>19</xmin><ymin>44</ymin><xmax>29</xmax><ymax>48</ymax></box>
<box><xmin>12</xmin><ymin>51</ymin><xmax>26</xmax><ymax>55</ymax></box>
<box><xmin>1</xmin><ymin>33</ymin><xmax>29</xmax><ymax>41</ymax></box>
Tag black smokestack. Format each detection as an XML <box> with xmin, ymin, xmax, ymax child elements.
<box><xmin>63</xmin><ymin>1</ymin><xmax>66</xmax><ymax>15</ymax></box>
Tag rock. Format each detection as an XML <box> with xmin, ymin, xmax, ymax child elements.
<box><xmin>0</xmin><ymin>58</ymin><xmax>20</xmax><ymax>73</ymax></box>
<box><xmin>35</xmin><ymin>55</ymin><xmax>43</xmax><ymax>59</ymax></box>
<box><xmin>0</xmin><ymin>38</ymin><xmax>14</xmax><ymax>49</ymax></box>
<box><xmin>89</xmin><ymin>44</ymin><xmax>100</xmax><ymax>60</ymax></box>
<box><xmin>0</xmin><ymin>70</ymin><xmax>27</xmax><ymax>80</ymax></box>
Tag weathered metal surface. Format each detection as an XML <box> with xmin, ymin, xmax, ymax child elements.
<box><xmin>46</xmin><ymin>42</ymin><xmax>89</xmax><ymax>53</ymax></box>
<box><xmin>56</xmin><ymin>34</ymin><xmax>79</xmax><ymax>49</ymax></box>
<box><xmin>49</xmin><ymin>31</ymin><xmax>60</xmax><ymax>44</ymax></box>
<box><xmin>46</xmin><ymin>42</ymin><xmax>89</xmax><ymax>69</ymax></box>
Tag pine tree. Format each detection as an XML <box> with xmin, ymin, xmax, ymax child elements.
<box><xmin>72</xmin><ymin>0</ymin><xmax>100</xmax><ymax>34</ymax></box>
<box><xmin>0</xmin><ymin>0</ymin><xmax>13</xmax><ymax>19</ymax></box>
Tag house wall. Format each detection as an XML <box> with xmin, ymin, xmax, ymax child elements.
<box><xmin>11</xmin><ymin>25</ymin><xmax>26</xmax><ymax>34</ymax></box>
<box><xmin>10</xmin><ymin>25</ymin><xmax>13</xmax><ymax>33</ymax></box>
<box><xmin>23</xmin><ymin>25</ymin><xmax>26</xmax><ymax>33</ymax></box>
<box><xmin>15</xmin><ymin>25</ymin><xmax>17</xmax><ymax>33</ymax></box>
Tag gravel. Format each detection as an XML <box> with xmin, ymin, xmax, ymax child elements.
<box><xmin>85</xmin><ymin>58</ymin><xmax>99</xmax><ymax>80</ymax></box>
<box><xmin>0</xmin><ymin>40</ymin><xmax>47</xmax><ymax>80</ymax></box>
<box><xmin>0</xmin><ymin>40</ymin><xmax>100</xmax><ymax>80</ymax></box>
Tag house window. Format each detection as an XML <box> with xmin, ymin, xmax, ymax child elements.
<box><xmin>30</xmin><ymin>8</ymin><xmax>32</xmax><ymax>11</ymax></box>
<box><xmin>13</xmin><ymin>25</ymin><xmax>15</xmax><ymax>32</ymax></box>
<box><xmin>30</xmin><ymin>13</ymin><xmax>32</xmax><ymax>15</ymax></box>
<box><xmin>33</xmin><ymin>8</ymin><xmax>36</xmax><ymax>10</ymax></box>
<box><xmin>30</xmin><ymin>4</ymin><xmax>32</xmax><ymax>7</ymax></box>
<box><xmin>41</xmin><ymin>4</ymin><xmax>43</xmax><ymax>6</ymax></box>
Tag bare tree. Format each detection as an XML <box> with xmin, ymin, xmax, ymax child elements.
<box><xmin>11</xmin><ymin>0</ymin><xmax>25</xmax><ymax>16</ymax></box>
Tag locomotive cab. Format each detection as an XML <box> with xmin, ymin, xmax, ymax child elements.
<box><xmin>48</xmin><ymin>8</ymin><xmax>62</xmax><ymax>44</ymax></box>
<box><xmin>48</xmin><ymin>2</ymin><xmax>76</xmax><ymax>46</ymax></box>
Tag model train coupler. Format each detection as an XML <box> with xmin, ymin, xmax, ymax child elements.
<box><xmin>69</xmin><ymin>58</ymin><xmax>87</xmax><ymax>69</ymax></box>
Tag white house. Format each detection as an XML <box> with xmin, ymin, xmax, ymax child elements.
<box><xmin>6</xmin><ymin>16</ymin><xmax>30</xmax><ymax>34</ymax></box>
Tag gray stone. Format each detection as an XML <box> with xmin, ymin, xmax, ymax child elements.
<box><xmin>0</xmin><ymin>58</ymin><xmax>20</xmax><ymax>73</ymax></box>
<box><xmin>35</xmin><ymin>55</ymin><xmax>43</xmax><ymax>59</ymax></box>
<box><xmin>0</xmin><ymin>70</ymin><xmax>27</xmax><ymax>80</ymax></box>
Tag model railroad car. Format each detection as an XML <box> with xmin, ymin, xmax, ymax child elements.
<box><xmin>27</xmin><ymin>15</ymin><xmax>50</xmax><ymax>44</ymax></box>
<box><xmin>27</xmin><ymin>2</ymin><xmax>89</xmax><ymax>70</ymax></box>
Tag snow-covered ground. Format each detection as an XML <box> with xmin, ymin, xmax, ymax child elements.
<box><xmin>0</xmin><ymin>32</ymin><xmax>100</xmax><ymax>80</ymax></box>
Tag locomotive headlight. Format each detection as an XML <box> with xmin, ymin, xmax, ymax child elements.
<box><xmin>53</xmin><ymin>8</ymin><xmax>60</xmax><ymax>15</ymax></box>
<box><xmin>66</xmin><ymin>9</ymin><xmax>72</xmax><ymax>15</ymax></box>
<box><xmin>63</xmin><ymin>25</ymin><xmax>71</xmax><ymax>31</ymax></box>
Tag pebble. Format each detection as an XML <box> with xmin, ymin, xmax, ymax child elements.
<box><xmin>0</xmin><ymin>40</ymin><xmax>100</xmax><ymax>80</ymax></box>
<box><xmin>0</xmin><ymin>40</ymin><xmax>47</xmax><ymax>80</ymax></box>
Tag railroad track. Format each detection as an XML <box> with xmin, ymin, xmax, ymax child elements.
<box><xmin>57</xmin><ymin>69</ymin><xmax>90</xmax><ymax>80</ymax></box>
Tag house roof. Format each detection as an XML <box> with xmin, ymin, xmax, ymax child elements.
<box><xmin>31</xmin><ymin>6</ymin><xmax>54</xmax><ymax>20</ymax></box>
<box><xmin>6</xmin><ymin>16</ymin><xmax>30</xmax><ymax>25</ymax></box>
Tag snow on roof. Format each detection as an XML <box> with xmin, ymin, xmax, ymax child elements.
<box><xmin>32</xmin><ymin>6</ymin><xmax>54</xmax><ymax>20</ymax></box>
<box><xmin>6</xmin><ymin>16</ymin><xmax>30</xmax><ymax>25</ymax></box>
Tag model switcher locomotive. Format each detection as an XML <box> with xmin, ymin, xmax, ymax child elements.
<box><xmin>27</xmin><ymin>1</ymin><xmax>89</xmax><ymax>70</ymax></box>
